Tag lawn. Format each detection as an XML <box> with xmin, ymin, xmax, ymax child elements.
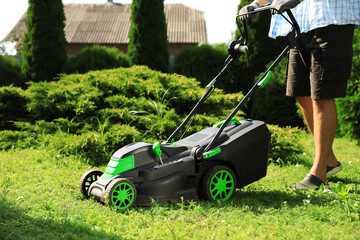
<box><xmin>1</xmin><ymin>132</ymin><xmax>359</xmax><ymax>240</ymax></box>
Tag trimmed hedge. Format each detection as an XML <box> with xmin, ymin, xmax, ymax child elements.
<box><xmin>62</xmin><ymin>45</ymin><xmax>130</xmax><ymax>74</ymax></box>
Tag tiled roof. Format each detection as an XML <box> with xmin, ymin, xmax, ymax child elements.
<box><xmin>2</xmin><ymin>3</ymin><xmax>208</xmax><ymax>44</ymax></box>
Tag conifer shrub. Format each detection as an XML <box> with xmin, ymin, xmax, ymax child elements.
<box><xmin>4</xmin><ymin>66</ymin><xmax>242</xmax><ymax>164</ymax></box>
<box><xmin>0</xmin><ymin>65</ymin><xmax>309</xmax><ymax>165</ymax></box>
<box><xmin>62</xmin><ymin>45</ymin><xmax>130</xmax><ymax>74</ymax></box>
<box><xmin>0</xmin><ymin>130</ymin><xmax>35</xmax><ymax>150</ymax></box>
<box><xmin>267</xmin><ymin>125</ymin><xmax>304</xmax><ymax>164</ymax></box>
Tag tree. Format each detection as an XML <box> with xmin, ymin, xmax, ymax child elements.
<box><xmin>21</xmin><ymin>0</ymin><xmax>67</xmax><ymax>82</ymax></box>
<box><xmin>128</xmin><ymin>0</ymin><xmax>169</xmax><ymax>72</ymax></box>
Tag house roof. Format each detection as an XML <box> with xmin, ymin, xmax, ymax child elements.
<box><xmin>2</xmin><ymin>3</ymin><xmax>208</xmax><ymax>44</ymax></box>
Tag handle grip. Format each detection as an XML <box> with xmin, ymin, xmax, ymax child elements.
<box><xmin>236</xmin><ymin>6</ymin><xmax>301</xmax><ymax>36</ymax></box>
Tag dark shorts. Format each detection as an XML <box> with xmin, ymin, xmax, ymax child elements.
<box><xmin>286</xmin><ymin>24</ymin><xmax>355</xmax><ymax>99</ymax></box>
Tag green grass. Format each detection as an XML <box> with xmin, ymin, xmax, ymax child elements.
<box><xmin>1</xmin><ymin>133</ymin><xmax>359</xmax><ymax>240</ymax></box>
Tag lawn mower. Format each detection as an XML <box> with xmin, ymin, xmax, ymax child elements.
<box><xmin>79</xmin><ymin>7</ymin><xmax>302</xmax><ymax>210</ymax></box>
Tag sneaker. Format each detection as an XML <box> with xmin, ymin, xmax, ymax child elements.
<box><xmin>326</xmin><ymin>162</ymin><xmax>343</xmax><ymax>178</ymax></box>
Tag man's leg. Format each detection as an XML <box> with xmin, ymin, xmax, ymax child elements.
<box><xmin>311</xmin><ymin>99</ymin><xmax>338</xmax><ymax>183</ymax></box>
<box><xmin>297</xmin><ymin>96</ymin><xmax>339</xmax><ymax>183</ymax></box>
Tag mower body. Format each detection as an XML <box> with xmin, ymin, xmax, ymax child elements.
<box><xmin>87</xmin><ymin>119</ymin><xmax>271</xmax><ymax>206</ymax></box>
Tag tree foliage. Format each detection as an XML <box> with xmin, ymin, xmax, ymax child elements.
<box><xmin>128</xmin><ymin>0</ymin><xmax>169</xmax><ymax>72</ymax></box>
<box><xmin>21</xmin><ymin>0</ymin><xmax>67</xmax><ymax>82</ymax></box>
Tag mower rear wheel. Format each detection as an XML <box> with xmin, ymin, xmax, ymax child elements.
<box><xmin>105</xmin><ymin>178</ymin><xmax>137</xmax><ymax>210</ymax></box>
<box><xmin>79</xmin><ymin>170</ymin><xmax>103</xmax><ymax>198</ymax></box>
<box><xmin>202</xmin><ymin>165</ymin><xmax>236</xmax><ymax>202</ymax></box>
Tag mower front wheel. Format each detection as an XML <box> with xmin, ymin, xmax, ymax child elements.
<box><xmin>79</xmin><ymin>169</ymin><xmax>103</xmax><ymax>198</ymax></box>
<box><xmin>105</xmin><ymin>178</ymin><xmax>137</xmax><ymax>210</ymax></box>
<box><xmin>202</xmin><ymin>165</ymin><xmax>237</xmax><ymax>202</ymax></box>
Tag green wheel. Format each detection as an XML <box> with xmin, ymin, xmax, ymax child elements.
<box><xmin>105</xmin><ymin>178</ymin><xmax>137</xmax><ymax>210</ymax></box>
<box><xmin>79</xmin><ymin>170</ymin><xmax>103</xmax><ymax>198</ymax></box>
<box><xmin>202</xmin><ymin>165</ymin><xmax>236</xmax><ymax>202</ymax></box>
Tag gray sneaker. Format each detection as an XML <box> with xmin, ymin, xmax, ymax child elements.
<box><xmin>326</xmin><ymin>162</ymin><xmax>343</xmax><ymax>178</ymax></box>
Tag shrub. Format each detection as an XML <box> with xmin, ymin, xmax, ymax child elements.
<box><xmin>0</xmin><ymin>56</ymin><xmax>24</xmax><ymax>88</ymax></box>
<box><xmin>0</xmin><ymin>86</ymin><xmax>27</xmax><ymax>130</ymax></box>
<box><xmin>171</xmin><ymin>44</ymin><xmax>252</xmax><ymax>94</ymax></box>
<box><xmin>267</xmin><ymin>125</ymin><xmax>304</xmax><ymax>164</ymax></box>
<box><xmin>104</xmin><ymin>124</ymin><xmax>142</xmax><ymax>152</ymax></box>
<box><xmin>336</xmin><ymin>28</ymin><xmax>360</xmax><ymax>142</ymax></box>
<box><xmin>62</xmin><ymin>45</ymin><xmax>130</xmax><ymax>74</ymax></box>
<box><xmin>251</xmin><ymin>58</ymin><xmax>304</xmax><ymax>127</ymax></box>
<box><xmin>0</xmin><ymin>66</ymin><xmax>311</xmax><ymax>168</ymax></box>
<box><xmin>4</xmin><ymin>66</ymin><xmax>245</xmax><ymax>160</ymax></box>
<box><xmin>25</xmin><ymin>77</ymin><xmax>102</xmax><ymax>121</ymax></box>
<box><xmin>0</xmin><ymin>130</ymin><xmax>36</xmax><ymax>150</ymax></box>
<box><xmin>26</xmin><ymin>66</ymin><xmax>243</xmax><ymax>123</ymax></box>
<box><xmin>40</xmin><ymin>132</ymin><xmax>109</xmax><ymax>166</ymax></box>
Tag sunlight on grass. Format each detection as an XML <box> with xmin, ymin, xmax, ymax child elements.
<box><xmin>1</xmin><ymin>133</ymin><xmax>359</xmax><ymax>239</ymax></box>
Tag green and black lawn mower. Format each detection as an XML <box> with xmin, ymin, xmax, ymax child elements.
<box><xmin>79</xmin><ymin>7</ymin><xmax>302</xmax><ymax>210</ymax></box>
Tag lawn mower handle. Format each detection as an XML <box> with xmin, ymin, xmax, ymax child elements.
<box><xmin>237</xmin><ymin>5</ymin><xmax>301</xmax><ymax>40</ymax></box>
<box><xmin>166</xmin><ymin>6</ymin><xmax>303</xmax><ymax>159</ymax></box>
<box><xmin>200</xmin><ymin>7</ymin><xmax>303</xmax><ymax>158</ymax></box>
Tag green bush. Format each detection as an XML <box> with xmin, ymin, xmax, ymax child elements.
<box><xmin>0</xmin><ymin>130</ymin><xmax>36</xmax><ymax>150</ymax></box>
<box><xmin>1</xmin><ymin>66</ymin><xmax>247</xmax><ymax>163</ymax></box>
<box><xmin>62</xmin><ymin>45</ymin><xmax>130</xmax><ymax>74</ymax></box>
<box><xmin>336</xmin><ymin>28</ymin><xmax>360</xmax><ymax>142</ymax></box>
<box><xmin>171</xmin><ymin>44</ymin><xmax>252</xmax><ymax>94</ymax></box>
<box><xmin>0</xmin><ymin>66</ymin><xmax>309</xmax><ymax>166</ymax></box>
<box><xmin>251</xmin><ymin>58</ymin><xmax>304</xmax><ymax>127</ymax></box>
<box><xmin>0</xmin><ymin>65</ymin><xmax>323</xmax><ymax>171</ymax></box>
<box><xmin>0</xmin><ymin>56</ymin><xmax>24</xmax><ymax>88</ymax></box>
<box><xmin>26</xmin><ymin>66</ymin><xmax>243</xmax><ymax>123</ymax></box>
<box><xmin>104</xmin><ymin>124</ymin><xmax>142</xmax><ymax>152</ymax></box>
<box><xmin>0</xmin><ymin>86</ymin><xmax>27</xmax><ymax>130</ymax></box>
<box><xmin>267</xmin><ymin>125</ymin><xmax>304</xmax><ymax>164</ymax></box>
<box><xmin>26</xmin><ymin>77</ymin><xmax>102</xmax><ymax>121</ymax></box>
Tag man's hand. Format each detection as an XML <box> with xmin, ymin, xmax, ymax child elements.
<box><xmin>271</xmin><ymin>0</ymin><xmax>300</xmax><ymax>14</ymax></box>
<box><xmin>239</xmin><ymin>1</ymin><xmax>260</xmax><ymax>20</ymax></box>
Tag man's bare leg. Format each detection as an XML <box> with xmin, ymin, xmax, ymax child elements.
<box><xmin>296</xmin><ymin>97</ymin><xmax>339</xmax><ymax>183</ymax></box>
